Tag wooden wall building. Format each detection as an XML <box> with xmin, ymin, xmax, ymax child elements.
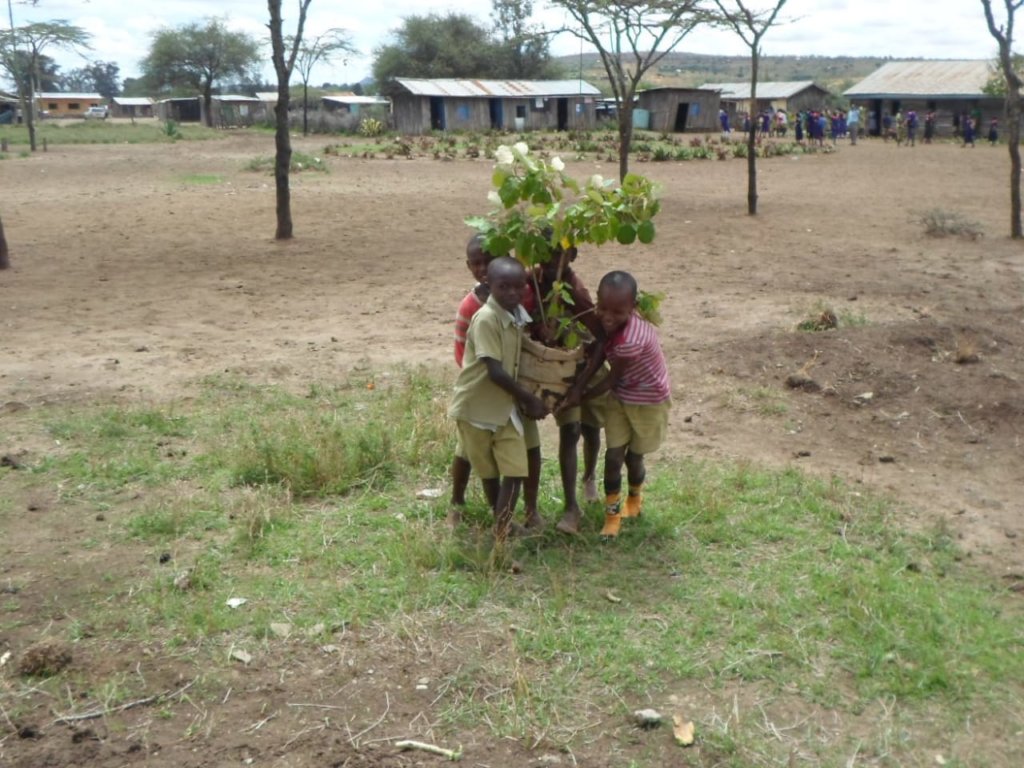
<box><xmin>635</xmin><ymin>87</ymin><xmax>721</xmax><ymax>132</ymax></box>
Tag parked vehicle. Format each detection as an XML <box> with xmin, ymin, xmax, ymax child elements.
<box><xmin>84</xmin><ymin>105</ymin><xmax>108</xmax><ymax>119</ymax></box>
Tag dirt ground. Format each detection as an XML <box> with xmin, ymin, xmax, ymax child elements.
<box><xmin>1</xmin><ymin>131</ymin><xmax>1022</xmax><ymax>765</ymax></box>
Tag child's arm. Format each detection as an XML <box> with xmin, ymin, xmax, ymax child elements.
<box><xmin>555</xmin><ymin>342</ymin><xmax>610</xmax><ymax>413</ymax></box>
<box><xmin>481</xmin><ymin>357</ymin><xmax>548</xmax><ymax>420</ymax></box>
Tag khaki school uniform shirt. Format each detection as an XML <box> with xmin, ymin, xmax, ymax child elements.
<box><xmin>448</xmin><ymin>296</ymin><xmax>528</xmax><ymax>428</ymax></box>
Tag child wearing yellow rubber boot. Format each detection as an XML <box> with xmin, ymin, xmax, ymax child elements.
<box><xmin>558</xmin><ymin>270</ymin><xmax>671</xmax><ymax>537</ymax></box>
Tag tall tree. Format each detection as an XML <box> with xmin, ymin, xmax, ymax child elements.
<box><xmin>267</xmin><ymin>0</ymin><xmax>311</xmax><ymax>240</ymax></box>
<box><xmin>62</xmin><ymin>59</ymin><xmax>120</xmax><ymax>97</ymax></box>
<box><xmin>292</xmin><ymin>28</ymin><xmax>354</xmax><ymax>136</ymax></box>
<box><xmin>551</xmin><ymin>0</ymin><xmax>705</xmax><ymax>181</ymax></box>
<box><xmin>712</xmin><ymin>0</ymin><xmax>788</xmax><ymax>215</ymax></box>
<box><xmin>491</xmin><ymin>0</ymin><xmax>557</xmax><ymax>78</ymax></box>
<box><xmin>0</xmin><ymin>21</ymin><xmax>89</xmax><ymax>151</ymax></box>
<box><xmin>982</xmin><ymin>0</ymin><xmax>1024</xmax><ymax>239</ymax></box>
<box><xmin>373</xmin><ymin>13</ymin><xmax>503</xmax><ymax>97</ymax></box>
<box><xmin>141</xmin><ymin>18</ymin><xmax>260</xmax><ymax>127</ymax></box>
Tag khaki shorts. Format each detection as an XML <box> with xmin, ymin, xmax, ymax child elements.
<box><xmin>454</xmin><ymin>429</ymin><xmax>467</xmax><ymax>460</ymax></box>
<box><xmin>555</xmin><ymin>366</ymin><xmax>609</xmax><ymax>428</ymax></box>
<box><xmin>456</xmin><ymin>420</ymin><xmax>529</xmax><ymax>479</ymax></box>
<box><xmin>604</xmin><ymin>397</ymin><xmax>670</xmax><ymax>454</ymax></box>
<box><xmin>523</xmin><ymin>417</ymin><xmax>541</xmax><ymax>450</ymax></box>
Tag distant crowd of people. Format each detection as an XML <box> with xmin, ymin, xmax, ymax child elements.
<box><xmin>718</xmin><ymin>105</ymin><xmax>999</xmax><ymax>149</ymax></box>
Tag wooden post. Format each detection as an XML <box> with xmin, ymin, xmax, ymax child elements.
<box><xmin>1</xmin><ymin>138</ymin><xmax>7</xmax><ymax>152</ymax></box>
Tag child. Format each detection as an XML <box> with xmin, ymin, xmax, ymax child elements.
<box><xmin>449</xmin><ymin>235</ymin><xmax>495</xmax><ymax>524</ymax></box>
<box><xmin>448</xmin><ymin>257</ymin><xmax>549</xmax><ymax>541</ymax></box>
<box><xmin>523</xmin><ymin>244</ymin><xmax>606</xmax><ymax>535</ymax></box>
<box><xmin>988</xmin><ymin>118</ymin><xmax>999</xmax><ymax>145</ymax></box>
<box><xmin>558</xmin><ymin>271</ymin><xmax>671</xmax><ymax>538</ymax></box>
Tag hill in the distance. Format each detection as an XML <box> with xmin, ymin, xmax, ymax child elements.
<box><xmin>555</xmin><ymin>51</ymin><xmax>910</xmax><ymax>98</ymax></box>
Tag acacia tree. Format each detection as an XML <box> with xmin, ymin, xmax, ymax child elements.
<box><xmin>373</xmin><ymin>13</ymin><xmax>503</xmax><ymax>98</ymax></box>
<box><xmin>292</xmin><ymin>28</ymin><xmax>354</xmax><ymax>136</ymax></box>
<box><xmin>267</xmin><ymin>0</ymin><xmax>311</xmax><ymax>240</ymax></box>
<box><xmin>491</xmin><ymin>0</ymin><xmax>557</xmax><ymax>78</ymax></box>
<box><xmin>141</xmin><ymin>18</ymin><xmax>260</xmax><ymax>127</ymax></box>
<box><xmin>982</xmin><ymin>0</ymin><xmax>1024</xmax><ymax>238</ymax></box>
<box><xmin>552</xmin><ymin>0</ymin><xmax>705</xmax><ymax>181</ymax></box>
<box><xmin>61</xmin><ymin>60</ymin><xmax>120</xmax><ymax>97</ymax></box>
<box><xmin>712</xmin><ymin>0</ymin><xmax>787</xmax><ymax>215</ymax></box>
<box><xmin>0</xmin><ymin>21</ymin><xmax>90</xmax><ymax>150</ymax></box>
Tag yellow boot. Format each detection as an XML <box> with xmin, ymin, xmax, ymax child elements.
<box><xmin>600</xmin><ymin>493</ymin><xmax>622</xmax><ymax>538</ymax></box>
<box><xmin>623</xmin><ymin>484</ymin><xmax>643</xmax><ymax>518</ymax></box>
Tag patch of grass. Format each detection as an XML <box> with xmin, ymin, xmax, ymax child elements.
<box><xmin>0</xmin><ymin>120</ymin><xmax>221</xmax><ymax>145</ymax></box>
<box><xmin>245</xmin><ymin>150</ymin><xmax>327</xmax><ymax>173</ymax></box>
<box><xmin>179</xmin><ymin>173</ymin><xmax>223</xmax><ymax>185</ymax></box>
<box><xmin>920</xmin><ymin>209</ymin><xmax>983</xmax><ymax>240</ymax></box>
<box><xmin>8</xmin><ymin>369</ymin><xmax>1022</xmax><ymax>765</ymax></box>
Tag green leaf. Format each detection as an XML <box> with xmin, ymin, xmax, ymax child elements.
<box><xmin>616</xmin><ymin>223</ymin><xmax>636</xmax><ymax>245</ymax></box>
<box><xmin>637</xmin><ymin>220</ymin><xmax>656</xmax><ymax>244</ymax></box>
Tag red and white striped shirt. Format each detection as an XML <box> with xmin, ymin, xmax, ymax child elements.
<box><xmin>605</xmin><ymin>313</ymin><xmax>671</xmax><ymax>404</ymax></box>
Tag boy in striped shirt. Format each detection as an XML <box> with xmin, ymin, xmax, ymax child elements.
<box><xmin>558</xmin><ymin>271</ymin><xmax>671</xmax><ymax>538</ymax></box>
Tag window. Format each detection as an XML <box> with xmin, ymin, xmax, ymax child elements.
<box><xmin>48</xmin><ymin>103</ymin><xmax>58</xmax><ymax>110</ymax></box>
<box><xmin>68</xmin><ymin>103</ymin><xmax>80</xmax><ymax>110</ymax></box>
<box><xmin>515</xmin><ymin>105</ymin><xmax>526</xmax><ymax>118</ymax></box>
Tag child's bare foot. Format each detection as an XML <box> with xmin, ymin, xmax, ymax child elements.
<box><xmin>555</xmin><ymin>506</ymin><xmax>583</xmax><ymax>535</ymax></box>
<box><xmin>524</xmin><ymin>510</ymin><xmax>546</xmax><ymax>531</ymax></box>
<box><xmin>582</xmin><ymin>476</ymin><xmax>600</xmax><ymax>504</ymax></box>
<box><xmin>446</xmin><ymin>506</ymin><xmax>464</xmax><ymax>529</ymax></box>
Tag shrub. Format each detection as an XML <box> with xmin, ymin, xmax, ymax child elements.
<box><xmin>359</xmin><ymin>117</ymin><xmax>385</xmax><ymax>137</ymax></box>
<box><xmin>921</xmin><ymin>209</ymin><xmax>983</xmax><ymax>240</ymax></box>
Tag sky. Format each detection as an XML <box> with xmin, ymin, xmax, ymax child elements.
<box><xmin>8</xmin><ymin>0</ymin><xmax>1006</xmax><ymax>86</ymax></box>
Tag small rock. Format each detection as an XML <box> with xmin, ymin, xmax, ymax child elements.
<box><xmin>134</xmin><ymin>346</ymin><xmax>150</xmax><ymax>353</ymax></box>
<box><xmin>854</xmin><ymin>391</ymin><xmax>874</xmax><ymax>404</ymax></box>
<box><xmin>173</xmin><ymin>569</ymin><xmax>193</xmax><ymax>591</ymax></box>
<box><xmin>225</xmin><ymin>597</ymin><xmax>248</xmax><ymax>609</ymax></box>
<box><xmin>269</xmin><ymin>622</ymin><xmax>292</xmax><ymax>639</ymax></box>
<box><xmin>230</xmin><ymin>649</ymin><xmax>253</xmax><ymax>665</ymax></box>
<box><xmin>415</xmin><ymin>488</ymin><xmax>444</xmax><ymax>500</ymax></box>
<box><xmin>1</xmin><ymin>454</ymin><xmax>23</xmax><ymax>469</ymax></box>
<box><xmin>1</xmin><ymin>583</ymin><xmax>20</xmax><ymax>595</ymax></box>
<box><xmin>536</xmin><ymin>755</ymin><xmax>563</xmax><ymax>765</ymax></box>
<box><xmin>158</xmin><ymin>552</ymin><xmax>171</xmax><ymax>564</ymax></box>
<box><xmin>879</xmin><ymin>455</ymin><xmax>896</xmax><ymax>464</ymax></box>
<box><xmin>794</xmin><ymin>450</ymin><xmax>811</xmax><ymax>458</ymax></box>
<box><xmin>95</xmin><ymin>513</ymin><xmax>105</xmax><ymax>522</ymax></box>
<box><xmin>1006</xmin><ymin>530</ymin><xmax>1018</xmax><ymax>539</ymax></box>
<box><xmin>633</xmin><ymin>708</ymin><xmax>663</xmax><ymax>728</ymax></box>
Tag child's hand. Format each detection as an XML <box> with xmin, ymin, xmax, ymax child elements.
<box><xmin>521</xmin><ymin>394</ymin><xmax>549</xmax><ymax>421</ymax></box>
<box><xmin>555</xmin><ymin>387</ymin><xmax>581</xmax><ymax>414</ymax></box>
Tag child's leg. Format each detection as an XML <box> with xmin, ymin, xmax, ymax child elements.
<box><xmin>554</xmin><ymin>421</ymin><xmax>583</xmax><ymax>534</ymax></box>
<box><xmin>493</xmin><ymin>477</ymin><xmax>522</xmax><ymax>542</ymax></box>
<box><xmin>448</xmin><ymin>455</ymin><xmax>472</xmax><ymax>526</ymax></box>
<box><xmin>482</xmin><ymin>478</ymin><xmax>499</xmax><ymax>511</ymax></box>
<box><xmin>601</xmin><ymin>444</ymin><xmax>627</xmax><ymax>537</ymax></box>
<box><xmin>523</xmin><ymin>446</ymin><xmax>542</xmax><ymax>528</ymax></box>
<box><xmin>581</xmin><ymin>422</ymin><xmax>601</xmax><ymax>503</ymax></box>
<box><xmin>622</xmin><ymin>449</ymin><xmax>646</xmax><ymax>518</ymax></box>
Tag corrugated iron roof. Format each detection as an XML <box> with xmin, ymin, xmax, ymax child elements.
<box><xmin>36</xmin><ymin>92</ymin><xmax>102</xmax><ymax>100</ymax></box>
<box><xmin>395</xmin><ymin>78</ymin><xmax>600</xmax><ymax>98</ymax></box>
<box><xmin>323</xmin><ymin>94</ymin><xmax>389</xmax><ymax>105</ymax></box>
<box><xmin>113</xmin><ymin>97</ymin><xmax>153</xmax><ymax>106</ymax></box>
<box><xmin>844</xmin><ymin>60</ymin><xmax>992</xmax><ymax>98</ymax></box>
<box><xmin>697</xmin><ymin>81</ymin><xmax>823</xmax><ymax>100</ymax></box>
<box><xmin>212</xmin><ymin>95</ymin><xmax>262</xmax><ymax>103</ymax></box>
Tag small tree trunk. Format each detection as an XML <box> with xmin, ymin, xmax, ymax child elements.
<box><xmin>618</xmin><ymin>106</ymin><xmax>633</xmax><ymax>182</ymax></box>
<box><xmin>1007</xmin><ymin>91</ymin><xmax>1022</xmax><ymax>239</ymax></box>
<box><xmin>0</xmin><ymin>212</ymin><xmax>10</xmax><ymax>269</ymax></box>
<box><xmin>746</xmin><ymin>53</ymin><xmax>759</xmax><ymax>216</ymax></box>
<box><xmin>273</xmin><ymin>94</ymin><xmax>293</xmax><ymax>240</ymax></box>
<box><xmin>302</xmin><ymin>82</ymin><xmax>309</xmax><ymax>136</ymax></box>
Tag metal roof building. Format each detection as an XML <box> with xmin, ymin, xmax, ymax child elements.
<box><xmin>844</xmin><ymin>60</ymin><xmax>991</xmax><ymax>98</ymax></box>
<box><xmin>844</xmin><ymin>60</ymin><xmax>1000</xmax><ymax>138</ymax></box>
<box><xmin>699</xmin><ymin>81</ymin><xmax>819</xmax><ymax>100</ymax></box>
<box><xmin>391</xmin><ymin>78</ymin><xmax>602</xmax><ymax>134</ymax></box>
<box><xmin>698</xmin><ymin>80</ymin><xmax>831</xmax><ymax>119</ymax></box>
<box><xmin>394</xmin><ymin>78</ymin><xmax>600</xmax><ymax>98</ymax></box>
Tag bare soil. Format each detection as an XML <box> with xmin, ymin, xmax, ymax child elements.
<box><xmin>1</xmin><ymin>132</ymin><xmax>1022</xmax><ymax>766</ymax></box>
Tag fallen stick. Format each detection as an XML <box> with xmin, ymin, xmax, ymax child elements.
<box><xmin>51</xmin><ymin>678</ymin><xmax>197</xmax><ymax>725</ymax></box>
<box><xmin>394</xmin><ymin>739</ymin><xmax>462</xmax><ymax>761</ymax></box>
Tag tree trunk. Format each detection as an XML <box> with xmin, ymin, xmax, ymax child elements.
<box><xmin>1008</xmin><ymin>91</ymin><xmax>1022</xmax><ymax>239</ymax></box>
<box><xmin>273</xmin><ymin>93</ymin><xmax>293</xmax><ymax>240</ymax></box>
<box><xmin>202</xmin><ymin>82</ymin><xmax>214</xmax><ymax>128</ymax></box>
<box><xmin>746</xmin><ymin>52</ymin><xmax>759</xmax><ymax>216</ymax></box>
<box><xmin>618</xmin><ymin>105</ymin><xmax>633</xmax><ymax>182</ymax></box>
<box><xmin>0</xmin><ymin>212</ymin><xmax>9</xmax><ymax>269</ymax></box>
<box><xmin>302</xmin><ymin>82</ymin><xmax>309</xmax><ymax>136</ymax></box>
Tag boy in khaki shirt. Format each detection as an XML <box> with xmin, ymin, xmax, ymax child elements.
<box><xmin>448</xmin><ymin>257</ymin><xmax>548</xmax><ymax>541</ymax></box>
